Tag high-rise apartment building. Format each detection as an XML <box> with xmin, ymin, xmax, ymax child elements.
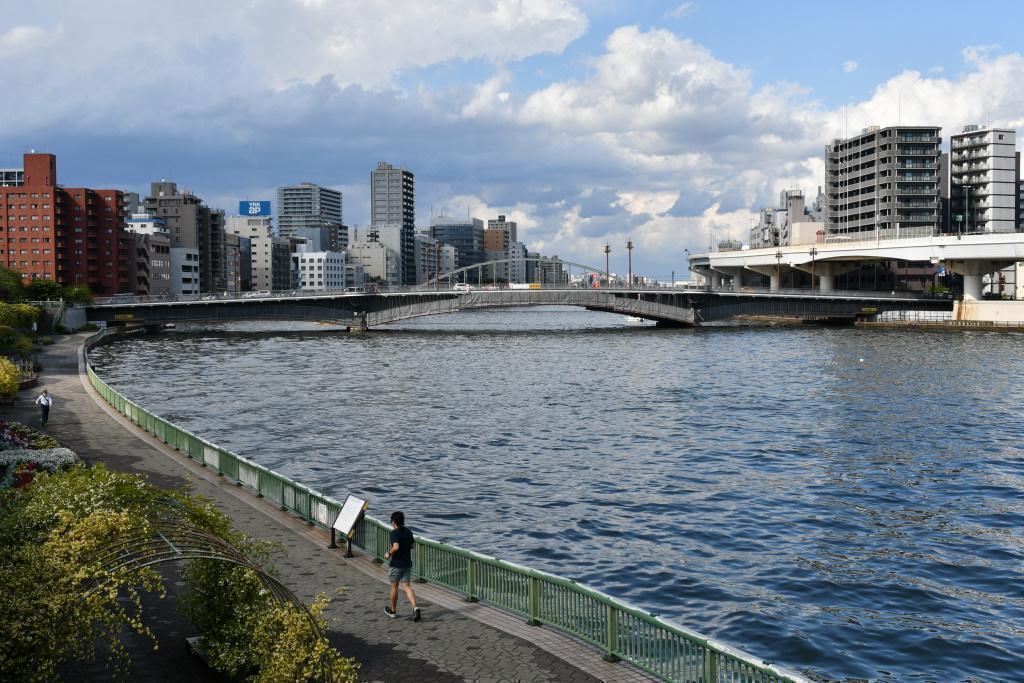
<box><xmin>143</xmin><ymin>181</ymin><xmax>226</xmax><ymax>292</ymax></box>
<box><xmin>430</xmin><ymin>215</ymin><xmax>484</xmax><ymax>278</ymax></box>
<box><xmin>826</xmin><ymin>126</ymin><xmax>942</xmax><ymax>237</ymax></box>
<box><xmin>371</xmin><ymin>161</ymin><xmax>415</xmax><ymax>285</ymax></box>
<box><xmin>949</xmin><ymin>126</ymin><xmax>1018</xmax><ymax>234</ymax></box>
<box><xmin>125</xmin><ymin>213</ymin><xmax>172</xmax><ymax>295</ymax></box>
<box><xmin>276</xmin><ymin>184</ymin><xmax>345</xmax><ymax>250</ymax></box>
<box><xmin>0</xmin><ymin>153</ymin><xmax>131</xmax><ymax>294</ymax></box>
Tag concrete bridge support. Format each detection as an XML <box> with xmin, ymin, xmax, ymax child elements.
<box><xmin>714</xmin><ymin>267</ymin><xmax>745</xmax><ymax>289</ymax></box>
<box><xmin>792</xmin><ymin>261</ymin><xmax>858</xmax><ymax>292</ymax></box>
<box><xmin>746</xmin><ymin>265</ymin><xmax>781</xmax><ymax>291</ymax></box>
<box><xmin>947</xmin><ymin>260</ymin><xmax>1014</xmax><ymax>300</ymax></box>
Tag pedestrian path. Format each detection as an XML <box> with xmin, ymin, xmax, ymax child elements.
<box><xmin>6</xmin><ymin>334</ymin><xmax>657</xmax><ymax>682</ymax></box>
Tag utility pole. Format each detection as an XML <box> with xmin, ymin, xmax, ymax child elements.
<box><xmin>604</xmin><ymin>243</ymin><xmax>611</xmax><ymax>287</ymax></box>
<box><xmin>626</xmin><ymin>239</ymin><xmax>633</xmax><ymax>288</ymax></box>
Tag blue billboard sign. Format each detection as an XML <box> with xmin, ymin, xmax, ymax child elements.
<box><xmin>239</xmin><ymin>200</ymin><xmax>271</xmax><ymax>216</ymax></box>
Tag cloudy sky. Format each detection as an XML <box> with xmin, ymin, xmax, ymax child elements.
<box><xmin>2</xmin><ymin>0</ymin><xmax>1023</xmax><ymax>277</ymax></box>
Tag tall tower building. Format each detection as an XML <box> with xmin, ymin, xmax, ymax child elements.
<box><xmin>371</xmin><ymin>161</ymin><xmax>415</xmax><ymax>286</ymax></box>
<box><xmin>825</xmin><ymin>125</ymin><xmax>941</xmax><ymax>237</ymax></box>
<box><xmin>949</xmin><ymin>126</ymin><xmax>1018</xmax><ymax>234</ymax></box>
<box><xmin>276</xmin><ymin>183</ymin><xmax>345</xmax><ymax>250</ymax></box>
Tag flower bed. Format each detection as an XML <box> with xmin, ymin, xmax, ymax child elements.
<box><xmin>0</xmin><ymin>421</ymin><xmax>77</xmax><ymax>488</ymax></box>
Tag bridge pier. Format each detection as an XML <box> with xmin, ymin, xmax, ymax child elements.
<box><xmin>947</xmin><ymin>259</ymin><xmax>1014</xmax><ymax>300</ymax></box>
<box><xmin>746</xmin><ymin>265</ymin><xmax>780</xmax><ymax>291</ymax></box>
<box><xmin>348</xmin><ymin>312</ymin><xmax>368</xmax><ymax>333</ymax></box>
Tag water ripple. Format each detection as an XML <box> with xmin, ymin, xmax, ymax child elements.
<box><xmin>89</xmin><ymin>310</ymin><xmax>1024</xmax><ymax>681</ymax></box>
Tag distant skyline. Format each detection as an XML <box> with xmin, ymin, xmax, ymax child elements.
<box><xmin>2</xmin><ymin>1</ymin><xmax>1023</xmax><ymax>276</ymax></box>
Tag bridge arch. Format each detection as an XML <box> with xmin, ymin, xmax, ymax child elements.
<box><xmin>423</xmin><ymin>257</ymin><xmax>610</xmax><ymax>288</ymax></box>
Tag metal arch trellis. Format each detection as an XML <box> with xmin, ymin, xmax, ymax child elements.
<box><xmin>78</xmin><ymin>498</ymin><xmax>323</xmax><ymax>637</ymax></box>
<box><xmin>422</xmin><ymin>257</ymin><xmax>611</xmax><ymax>288</ymax></box>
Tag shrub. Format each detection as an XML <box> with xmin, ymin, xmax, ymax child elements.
<box><xmin>79</xmin><ymin>322</ymin><xmax>100</xmax><ymax>332</ymax></box>
<box><xmin>0</xmin><ymin>421</ymin><xmax>60</xmax><ymax>450</ymax></box>
<box><xmin>0</xmin><ymin>302</ymin><xmax>39</xmax><ymax>329</ymax></box>
<box><xmin>0</xmin><ymin>358</ymin><xmax>18</xmax><ymax>400</ymax></box>
<box><xmin>0</xmin><ymin>464</ymin><xmax>358</xmax><ymax>680</ymax></box>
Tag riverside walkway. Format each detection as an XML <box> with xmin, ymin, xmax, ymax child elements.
<box><xmin>7</xmin><ymin>334</ymin><xmax>653</xmax><ymax>682</ymax></box>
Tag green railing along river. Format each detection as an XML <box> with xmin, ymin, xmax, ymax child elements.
<box><xmin>84</xmin><ymin>328</ymin><xmax>808</xmax><ymax>683</ymax></box>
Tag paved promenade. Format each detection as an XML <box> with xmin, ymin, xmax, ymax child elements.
<box><xmin>6</xmin><ymin>333</ymin><xmax>656</xmax><ymax>682</ymax></box>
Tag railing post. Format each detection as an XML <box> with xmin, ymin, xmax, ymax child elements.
<box><xmin>416</xmin><ymin>542</ymin><xmax>426</xmax><ymax>583</ymax></box>
<box><xmin>527</xmin><ymin>576</ymin><xmax>541</xmax><ymax>626</ymax></box>
<box><xmin>604</xmin><ymin>604</ymin><xmax>620</xmax><ymax>662</ymax></box>
<box><xmin>466</xmin><ymin>557</ymin><xmax>478</xmax><ymax>602</ymax></box>
<box><xmin>703</xmin><ymin>648</ymin><xmax>718</xmax><ymax>682</ymax></box>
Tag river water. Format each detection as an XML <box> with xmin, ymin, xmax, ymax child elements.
<box><xmin>89</xmin><ymin>308</ymin><xmax>1024</xmax><ymax>682</ymax></box>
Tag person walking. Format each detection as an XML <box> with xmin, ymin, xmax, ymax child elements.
<box><xmin>383</xmin><ymin>510</ymin><xmax>421</xmax><ymax>622</ymax></box>
<box><xmin>35</xmin><ymin>388</ymin><xmax>53</xmax><ymax>427</ymax></box>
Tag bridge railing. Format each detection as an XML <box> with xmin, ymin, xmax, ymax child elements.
<box><xmin>83</xmin><ymin>327</ymin><xmax>808</xmax><ymax>683</ymax></box>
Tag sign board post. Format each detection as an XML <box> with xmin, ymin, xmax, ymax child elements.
<box><xmin>329</xmin><ymin>495</ymin><xmax>367</xmax><ymax>555</ymax></box>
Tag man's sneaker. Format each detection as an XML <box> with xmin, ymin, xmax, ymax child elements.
<box><xmin>384</xmin><ymin>606</ymin><xmax>397</xmax><ymax>618</ymax></box>
<box><xmin>413</xmin><ymin>607</ymin><xmax>421</xmax><ymax>622</ymax></box>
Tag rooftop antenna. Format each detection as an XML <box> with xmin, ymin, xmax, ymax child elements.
<box><xmin>898</xmin><ymin>91</ymin><xmax>901</xmax><ymax>126</ymax></box>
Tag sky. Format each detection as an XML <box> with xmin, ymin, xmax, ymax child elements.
<box><xmin>2</xmin><ymin>0</ymin><xmax>1023</xmax><ymax>278</ymax></box>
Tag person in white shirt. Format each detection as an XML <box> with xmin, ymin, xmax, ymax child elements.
<box><xmin>35</xmin><ymin>388</ymin><xmax>53</xmax><ymax>427</ymax></box>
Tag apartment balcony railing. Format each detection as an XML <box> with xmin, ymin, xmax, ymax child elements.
<box><xmin>897</xmin><ymin>135</ymin><xmax>939</xmax><ymax>143</ymax></box>
<box><xmin>895</xmin><ymin>148</ymin><xmax>938</xmax><ymax>156</ymax></box>
<box><xmin>894</xmin><ymin>187</ymin><xmax>938</xmax><ymax>195</ymax></box>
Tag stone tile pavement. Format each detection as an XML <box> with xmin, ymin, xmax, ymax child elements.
<box><xmin>4</xmin><ymin>333</ymin><xmax>659</xmax><ymax>683</ymax></box>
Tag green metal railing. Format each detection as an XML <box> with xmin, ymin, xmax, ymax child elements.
<box><xmin>84</xmin><ymin>327</ymin><xmax>807</xmax><ymax>683</ymax></box>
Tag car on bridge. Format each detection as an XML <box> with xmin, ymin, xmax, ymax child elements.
<box><xmin>452</xmin><ymin>283</ymin><xmax>472</xmax><ymax>292</ymax></box>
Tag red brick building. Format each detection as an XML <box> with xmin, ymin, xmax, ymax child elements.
<box><xmin>0</xmin><ymin>153</ymin><xmax>131</xmax><ymax>294</ymax></box>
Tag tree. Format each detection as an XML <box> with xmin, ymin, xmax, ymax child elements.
<box><xmin>63</xmin><ymin>285</ymin><xmax>93</xmax><ymax>305</ymax></box>
<box><xmin>25</xmin><ymin>278</ymin><xmax>65</xmax><ymax>302</ymax></box>
<box><xmin>0</xmin><ymin>267</ymin><xmax>24</xmax><ymax>303</ymax></box>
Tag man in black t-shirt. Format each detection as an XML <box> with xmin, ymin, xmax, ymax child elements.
<box><xmin>384</xmin><ymin>510</ymin><xmax>421</xmax><ymax>622</ymax></box>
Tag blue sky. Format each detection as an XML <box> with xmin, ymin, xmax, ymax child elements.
<box><xmin>1</xmin><ymin>1</ymin><xmax>1022</xmax><ymax>276</ymax></box>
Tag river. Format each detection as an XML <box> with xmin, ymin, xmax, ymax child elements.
<box><xmin>88</xmin><ymin>307</ymin><xmax>1024</xmax><ymax>681</ymax></box>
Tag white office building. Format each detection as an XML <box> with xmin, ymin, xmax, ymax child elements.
<box><xmin>293</xmin><ymin>249</ymin><xmax>362</xmax><ymax>291</ymax></box>
<box><xmin>950</xmin><ymin>125</ymin><xmax>1018</xmax><ymax>234</ymax></box>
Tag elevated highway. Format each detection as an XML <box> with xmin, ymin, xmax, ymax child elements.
<box><xmin>690</xmin><ymin>230</ymin><xmax>1024</xmax><ymax>299</ymax></box>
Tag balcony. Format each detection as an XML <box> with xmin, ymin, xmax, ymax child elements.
<box><xmin>897</xmin><ymin>135</ymin><xmax>938</xmax><ymax>143</ymax></box>
<box><xmin>894</xmin><ymin>186</ymin><xmax>937</xmax><ymax>196</ymax></box>
<box><xmin>895</xmin><ymin>148</ymin><xmax>937</xmax><ymax>156</ymax></box>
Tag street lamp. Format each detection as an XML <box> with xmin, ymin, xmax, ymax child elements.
<box><xmin>809</xmin><ymin>246</ymin><xmax>818</xmax><ymax>289</ymax></box>
<box><xmin>626</xmin><ymin>239</ymin><xmax>633</xmax><ymax>288</ymax></box>
<box><xmin>775</xmin><ymin>250</ymin><xmax>782</xmax><ymax>291</ymax></box>
<box><xmin>603</xmin><ymin>243</ymin><xmax>611</xmax><ymax>287</ymax></box>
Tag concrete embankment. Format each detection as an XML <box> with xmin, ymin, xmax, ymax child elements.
<box><xmin>6</xmin><ymin>333</ymin><xmax>650</xmax><ymax>683</ymax></box>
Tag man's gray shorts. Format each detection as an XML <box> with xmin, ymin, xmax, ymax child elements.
<box><xmin>389</xmin><ymin>566</ymin><xmax>412</xmax><ymax>584</ymax></box>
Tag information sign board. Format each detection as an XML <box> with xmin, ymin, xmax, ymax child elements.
<box><xmin>333</xmin><ymin>495</ymin><xmax>368</xmax><ymax>539</ymax></box>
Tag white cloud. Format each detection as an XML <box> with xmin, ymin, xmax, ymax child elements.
<box><xmin>843</xmin><ymin>60</ymin><xmax>858</xmax><ymax>73</ymax></box>
<box><xmin>0</xmin><ymin>25</ymin><xmax>62</xmax><ymax>57</ymax></box>
<box><xmin>665</xmin><ymin>2</ymin><xmax>693</xmax><ymax>19</ymax></box>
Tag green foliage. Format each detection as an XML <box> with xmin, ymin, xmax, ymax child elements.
<box><xmin>79</xmin><ymin>322</ymin><xmax>100</xmax><ymax>332</ymax></box>
<box><xmin>0</xmin><ymin>464</ymin><xmax>358</xmax><ymax>680</ymax></box>
<box><xmin>25</xmin><ymin>278</ymin><xmax>65</xmax><ymax>302</ymax></box>
<box><xmin>0</xmin><ymin>466</ymin><xmax>164</xmax><ymax>680</ymax></box>
<box><xmin>0</xmin><ymin>358</ymin><xmax>18</xmax><ymax>400</ymax></box>
<box><xmin>0</xmin><ymin>302</ymin><xmax>39</xmax><ymax>329</ymax></box>
<box><xmin>0</xmin><ymin>267</ymin><xmax>25</xmax><ymax>303</ymax></box>
<box><xmin>63</xmin><ymin>285</ymin><xmax>93</xmax><ymax>305</ymax></box>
